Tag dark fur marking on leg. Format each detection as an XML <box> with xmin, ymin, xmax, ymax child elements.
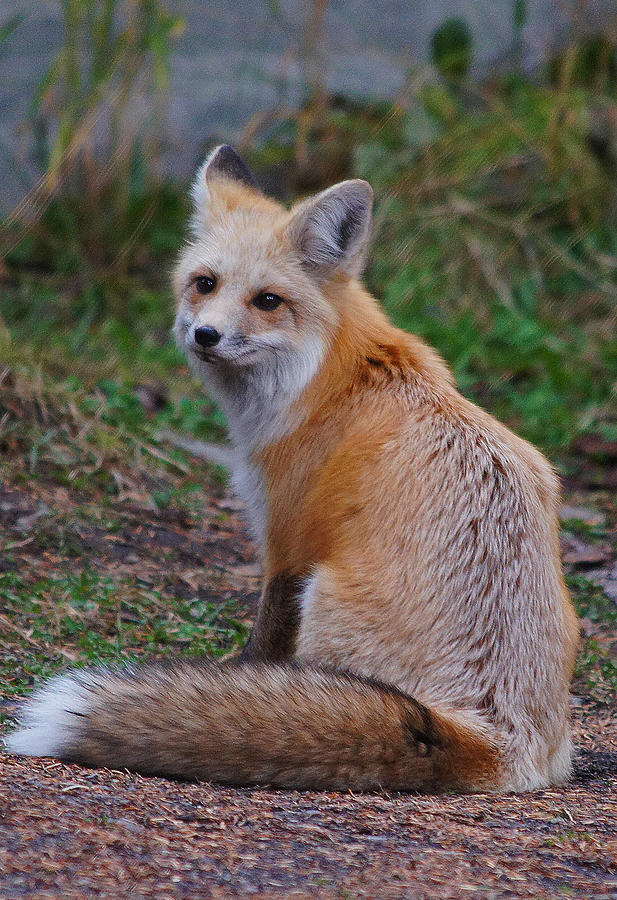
<box><xmin>239</xmin><ymin>572</ymin><xmax>304</xmax><ymax>663</ymax></box>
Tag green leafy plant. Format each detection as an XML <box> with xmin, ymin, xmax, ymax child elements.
<box><xmin>430</xmin><ymin>18</ymin><xmax>473</xmax><ymax>84</ymax></box>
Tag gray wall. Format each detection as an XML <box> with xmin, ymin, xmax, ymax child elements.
<box><xmin>0</xmin><ymin>0</ymin><xmax>615</xmax><ymax>211</ymax></box>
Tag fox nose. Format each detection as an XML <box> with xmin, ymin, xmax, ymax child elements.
<box><xmin>194</xmin><ymin>326</ymin><xmax>221</xmax><ymax>348</ymax></box>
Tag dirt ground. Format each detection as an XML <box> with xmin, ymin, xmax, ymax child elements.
<box><xmin>0</xmin><ymin>703</ymin><xmax>616</xmax><ymax>898</ymax></box>
<box><xmin>1</xmin><ymin>473</ymin><xmax>616</xmax><ymax>899</ymax></box>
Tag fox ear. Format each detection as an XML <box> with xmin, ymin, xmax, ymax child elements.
<box><xmin>191</xmin><ymin>145</ymin><xmax>260</xmax><ymax>228</ymax></box>
<box><xmin>287</xmin><ymin>180</ymin><xmax>373</xmax><ymax>277</ymax></box>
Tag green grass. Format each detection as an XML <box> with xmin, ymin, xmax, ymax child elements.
<box><xmin>560</xmin><ymin>518</ymin><xmax>607</xmax><ymax>544</ymax></box>
<box><xmin>0</xmin><ymin>278</ymin><xmax>227</xmax><ymax>496</ymax></box>
<box><xmin>0</xmin><ymin>279</ymin><xmax>244</xmax><ymax>701</ymax></box>
<box><xmin>568</xmin><ymin>574</ymin><xmax>617</xmax><ymax>700</ymax></box>
<box><xmin>575</xmin><ymin>638</ymin><xmax>617</xmax><ymax>701</ymax></box>
<box><xmin>568</xmin><ymin>574</ymin><xmax>617</xmax><ymax>627</ymax></box>
<box><xmin>0</xmin><ymin>570</ymin><xmax>248</xmax><ymax>701</ymax></box>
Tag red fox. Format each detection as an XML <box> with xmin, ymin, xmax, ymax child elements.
<box><xmin>6</xmin><ymin>146</ymin><xmax>579</xmax><ymax>792</ymax></box>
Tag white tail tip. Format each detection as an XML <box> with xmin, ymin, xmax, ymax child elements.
<box><xmin>4</xmin><ymin>671</ymin><xmax>95</xmax><ymax>758</ymax></box>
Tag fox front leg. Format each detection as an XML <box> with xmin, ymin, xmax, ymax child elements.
<box><xmin>239</xmin><ymin>572</ymin><xmax>304</xmax><ymax>662</ymax></box>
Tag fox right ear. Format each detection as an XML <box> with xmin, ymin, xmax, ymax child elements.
<box><xmin>191</xmin><ymin>145</ymin><xmax>260</xmax><ymax>229</ymax></box>
<box><xmin>287</xmin><ymin>180</ymin><xmax>373</xmax><ymax>278</ymax></box>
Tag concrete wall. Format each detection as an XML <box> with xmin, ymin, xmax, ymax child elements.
<box><xmin>0</xmin><ymin>0</ymin><xmax>615</xmax><ymax>210</ymax></box>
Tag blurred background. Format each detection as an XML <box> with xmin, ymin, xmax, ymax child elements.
<box><xmin>1</xmin><ymin>2</ymin><xmax>617</xmax><ymax>691</ymax></box>
<box><xmin>2</xmin><ymin>0</ymin><xmax>617</xmax><ymax>455</ymax></box>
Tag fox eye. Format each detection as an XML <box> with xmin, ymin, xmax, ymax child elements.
<box><xmin>195</xmin><ymin>275</ymin><xmax>216</xmax><ymax>294</ymax></box>
<box><xmin>253</xmin><ymin>292</ymin><xmax>283</xmax><ymax>311</ymax></box>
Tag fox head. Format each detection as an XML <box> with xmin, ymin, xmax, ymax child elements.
<box><xmin>173</xmin><ymin>146</ymin><xmax>373</xmax><ymax>407</ymax></box>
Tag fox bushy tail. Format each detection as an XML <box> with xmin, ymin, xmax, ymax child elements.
<box><xmin>5</xmin><ymin>661</ymin><xmax>500</xmax><ymax>792</ymax></box>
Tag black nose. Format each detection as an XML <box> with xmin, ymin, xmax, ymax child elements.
<box><xmin>194</xmin><ymin>326</ymin><xmax>221</xmax><ymax>348</ymax></box>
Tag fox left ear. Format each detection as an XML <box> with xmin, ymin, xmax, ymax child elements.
<box><xmin>287</xmin><ymin>180</ymin><xmax>373</xmax><ymax>278</ymax></box>
<box><xmin>191</xmin><ymin>145</ymin><xmax>260</xmax><ymax>230</ymax></box>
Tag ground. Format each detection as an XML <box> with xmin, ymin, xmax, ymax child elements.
<box><xmin>0</xmin><ymin>453</ymin><xmax>616</xmax><ymax>899</ymax></box>
<box><xmin>1</xmin><ymin>712</ymin><xmax>616</xmax><ymax>899</ymax></box>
